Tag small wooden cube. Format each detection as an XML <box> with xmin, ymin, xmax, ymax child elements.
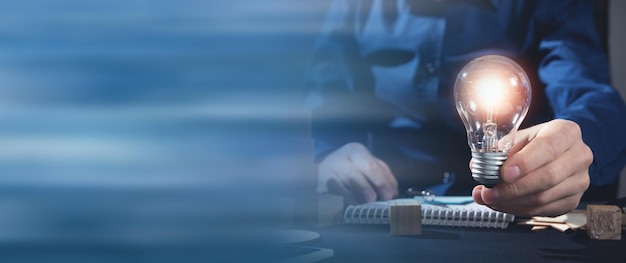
<box><xmin>586</xmin><ymin>205</ymin><xmax>622</xmax><ymax>240</ymax></box>
<box><xmin>311</xmin><ymin>194</ymin><xmax>344</xmax><ymax>227</ymax></box>
<box><xmin>292</xmin><ymin>193</ymin><xmax>344</xmax><ymax>227</ymax></box>
<box><xmin>389</xmin><ymin>200</ymin><xmax>422</xmax><ymax>236</ymax></box>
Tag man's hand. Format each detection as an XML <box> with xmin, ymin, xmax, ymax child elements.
<box><xmin>472</xmin><ymin>119</ymin><xmax>592</xmax><ymax>217</ymax></box>
<box><xmin>316</xmin><ymin>142</ymin><xmax>399</xmax><ymax>205</ymax></box>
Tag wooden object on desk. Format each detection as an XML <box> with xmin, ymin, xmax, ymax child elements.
<box><xmin>389</xmin><ymin>200</ymin><xmax>422</xmax><ymax>236</ymax></box>
<box><xmin>312</xmin><ymin>193</ymin><xmax>344</xmax><ymax>227</ymax></box>
<box><xmin>293</xmin><ymin>193</ymin><xmax>344</xmax><ymax>227</ymax></box>
<box><xmin>586</xmin><ymin>205</ymin><xmax>622</xmax><ymax>240</ymax></box>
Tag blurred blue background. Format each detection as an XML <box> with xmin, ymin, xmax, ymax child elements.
<box><xmin>0</xmin><ymin>0</ymin><xmax>327</xmax><ymax>261</ymax></box>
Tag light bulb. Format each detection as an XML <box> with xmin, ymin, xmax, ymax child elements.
<box><xmin>454</xmin><ymin>55</ymin><xmax>531</xmax><ymax>187</ymax></box>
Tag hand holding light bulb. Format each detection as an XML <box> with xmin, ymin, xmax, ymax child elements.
<box><xmin>456</xmin><ymin>55</ymin><xmax>592</xmax><ymax>217</ymax></box>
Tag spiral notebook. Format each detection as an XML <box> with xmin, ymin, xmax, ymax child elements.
<box><xmin>343</xmin><ymin>197</ymin><xmax>515</xmax><ymax>229</ymax></box>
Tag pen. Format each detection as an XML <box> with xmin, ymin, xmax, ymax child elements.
<box><xmin>405</xmin><ymin>188</ymin><xmax>436</xmax><ymax>202</ymax></box>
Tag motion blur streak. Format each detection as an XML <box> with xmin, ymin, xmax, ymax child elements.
<box><xmin>0</xmin><ymin>0</ymin><xmax>328</xmax><ymax>262</ymax></box>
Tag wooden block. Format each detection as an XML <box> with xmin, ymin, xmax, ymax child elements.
<box><xmin>389</xmin><ymin>201</ymin><xmax>421</xmax><ymax>236</ymax></box>
<box><xmin>312</xmin><ymin>194</ymin><xmax>344</xmax><ymax>227</ymax></box>
<box><xmin>293</xmin><ymin>194</ymin><xmax>344</xmax><ymax>227</ymax></box>
<box><xmin>586</xmin><ymin>205</ymin><xmax>622</xmax><ymax>240</ymax></box>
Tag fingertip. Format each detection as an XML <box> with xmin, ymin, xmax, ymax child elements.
<box><xmin>379</xmin><ymin>188</ymin><xmax>393</xmax><ymax>201</ymax></box>
<box><xmin>362</xmin><ymin>188</ymin><xmax>377</xmax><ymax>203</ymax></box>
<box><xmin>480</xmin><ymin>187</ymin><xmax>500</xmax><ymax>204</ymax></box>
<box><xmin>472</xmin><ymin>185</ymin><xmax>485</xmax><ymax>204</ymax></box>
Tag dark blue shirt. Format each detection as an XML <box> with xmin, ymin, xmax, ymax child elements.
<box><xmin>305</xmin><ymin>0</ymin><xmax>626</xmax><ymax>196</ymax></box>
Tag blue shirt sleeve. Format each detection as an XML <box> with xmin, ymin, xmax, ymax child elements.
<box><xmin>536</xmin><ymin>0</ymin><xmax>626</xmax><ymax>185</ymax></box>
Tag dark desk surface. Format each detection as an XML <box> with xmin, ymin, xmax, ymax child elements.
<box><xmin>308</xmin><ymin>223</ymin><xmax>626</xmax><ymax>263</ymax></box>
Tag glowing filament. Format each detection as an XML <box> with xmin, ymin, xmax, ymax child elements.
<box><xmin>476</xmin><ymin>77</ymin><xmax>505</xmax><ymax>110</ymax></box>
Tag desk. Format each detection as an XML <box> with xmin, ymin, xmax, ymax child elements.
<box><xmin>310</xmin><ymin>223</ymin><xmax>626</xmax><ymax>262</ymax></box>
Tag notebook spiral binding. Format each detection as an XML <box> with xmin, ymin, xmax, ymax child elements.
<box><xmin>343</xmin><ymin>202</ymin><xmax>514</xmax><ymax>229</ymax></box>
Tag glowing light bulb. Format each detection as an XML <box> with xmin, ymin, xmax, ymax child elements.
<box><xmin>454</xmin><ymin>55</ymin><xmax>531</xmax><ymax>187</ymax></box>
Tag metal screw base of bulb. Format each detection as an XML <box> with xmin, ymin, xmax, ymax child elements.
<box><xmin>471</xmin><ymin>151</ymin><xmax>508</xmax><ymax>187</ymax></box>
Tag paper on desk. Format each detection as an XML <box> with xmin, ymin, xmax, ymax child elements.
<box><xmin>532</xmin><ymin>214</ymin><xmax>567</xmax><ymax>223</ymax></box>
<box><xmin>519</xmin><ymin>211</ymin><xmax>587</xmax><ymax>232</ymax></box>
<box><xmin>564</xmin><ymin>213</ymin><xmax>586</xmax><ymax>230</ymax></box>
